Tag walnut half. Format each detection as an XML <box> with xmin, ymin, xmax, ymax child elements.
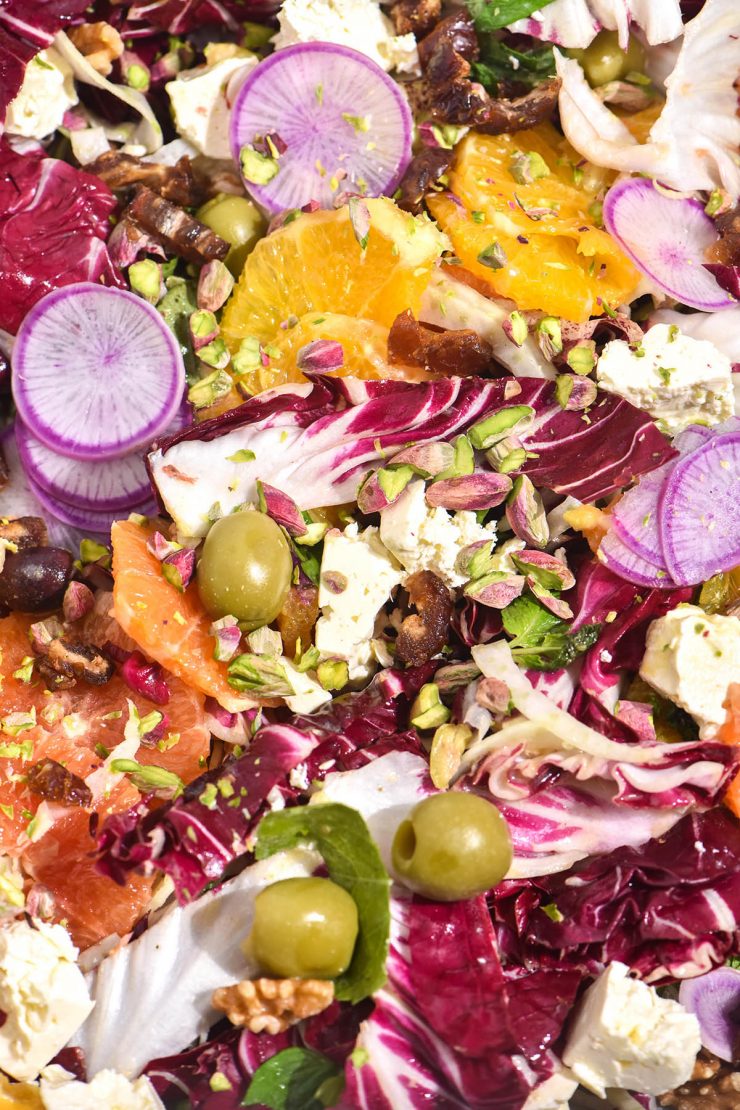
<box><xmin>212</xmin><ymin>978</ymin><xmax>334</xmax><ymax>1035</ymax></box>
<box><xmin>68</xmin><ymin>22</ymin><xmax>124</xmax><ymax>76</ymax></box>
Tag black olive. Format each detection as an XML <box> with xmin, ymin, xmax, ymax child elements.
<box><xmin>0</xmin><ymin>547</ymin><xmax>73</xmax><ymax>613</ymax></box>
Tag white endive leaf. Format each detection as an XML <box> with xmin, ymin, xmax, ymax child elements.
<box><xmin>508</xmin><ymin>0</ymin><xmax>682</xmax><ymax>50</ymax></box>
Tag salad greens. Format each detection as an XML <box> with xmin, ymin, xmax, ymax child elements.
<box><xmin>243</xmin><ymin>1047</ymin><xmax>343</xmax><ymax>1110</ymax></box>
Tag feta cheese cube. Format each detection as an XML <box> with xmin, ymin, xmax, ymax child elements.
<box><xmin>166</xmin><ymin>55</ymin><xmax>256</xmax><ymax>159</ymax></box>
<box><xmin>379</xmin><ymin>479</ymin><xmax>496</xmax><ymax>588</ymax></box>
<box><xmin>40</xmin><ymin>1065</ymin><xmax>164</xmax><ymax>1109</ymax></box>
<box><xmin>639</xmin><ymin>604</ymin><xmax>740</xmax><ymax>739</ymax></box>
<box><xmin>315</xmin><ymin>524</ymin><xmax>402</xmax><ymax>681</ymax></box>
<box><xmin>272</xmin><ymin>0</ymin><xmax>420</xmax><ymax>75</ymax></box>
<box><xmin>562</xmin><ymin>962</ymin><xmax>700</xmax><ymax>1098</ymax></box>
<box><xmin>596</xmin><ymin>323</ymin><xmax>734</xmax><ymax>435</ymax></box>
<box><xmin>0</xmin><ymin>920</ymin><xmax>94</xmax><ymax>1082</ymax></box>
<box><xmin>522</xmin><ymin>1068</ymin><xmax>578</xmax><ymax>1109</ymax></box>
<box><xmin>5</xmin><ymin>49</ymin><xmax>78</xmax><ymax>140</ymax></box>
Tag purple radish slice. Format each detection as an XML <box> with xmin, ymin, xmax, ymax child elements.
<box><xmin>612</xmin><ymin>464</ymin><xmax>674</xmax><ymax>567</ymax></box>
<box><xmin>12</xmin><ymin>283</ymin><xmax>185</xmax><ymax>461</ymax></box>
<box><xmin>603</xmin><ymin>178</ymin><xmax>736</xmax><ymax>312</ymax></box>
<box><xmin>28</xmin><ymin>473</ymin><xmax>155</xmax><ymax>535</ymax></box>
<box><xmin>599</xmin><ymin>528</ymin><xmax>676</xmax><ymax>589</ymax></box>
<box><xmin>658</xmin><ymin>431</ymin><xmax>740</xmax><ymax>586</ymax></box>
<box><xmin>15</xmin><ymin>421</ymin><xmax>151</xmax><ymax>513</ymax></box>
<box><xmin>673</xmin><ymin>423</ymin><xmax>714</xmax><ymax>456</ymax></box>
<box><xmin>229</xmin><ymin>42</ymin><xmax>413</xmax><ymax>213</ymax></box>
<box><xmin>679</xmin><ymin>968</ymin><xmax>740</xmax><ymax>1062</ymax></box>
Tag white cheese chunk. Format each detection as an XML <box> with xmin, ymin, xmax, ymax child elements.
<box><xmin>562</xmin><ymin>962</ymin><xmax>700</xmax><ymax>1098</ymax></box>
<box><xmin>283</xmin><ymin>660</ymin><xmax>332</xmax><ymax>716</ymax></box>
<box><xmin>0</xmin><ymin>920</ymin><xmax>94</xmax><ymax>1082</ymax></box>
<box><xmin>5</xmin><ymin>49</ymin><xmax>78</xmax><ymax>140</ymax></box>
<box><xmin>273</xmin><ymin>0</ymin><xmax>420</xmax><ymax>75</ymax></box>
<box><xmin>522</xmin><ymin>1068</ymin><xmax>578</xmax><ymax>1110</ymax></box>
<box><xmin>640</xmin><ymin>604</ymin><xmax>740</xmax><ymax>739</ymax></box>
<box><xmin>379</xmin><ymin>479</ymin><xmax>496</xmax><ymax>588</ymax></box>
<box><xmin>40</xmin><ymin>1065</ymin><xmax>164</xmax><ymax>1109</ymax></box>
<box><xmin>166</xmin><ymin>55</ymin><xmax>256</xmax><ymax>158</ymax></box>
<box><xmin>315</xmin><ymin>524</ymin><xmax>402</xmax><ymax>681</ymax></box>
<box><xmin>596</xmin><ymin>323</ymin><xmax>734</xmax><ymax>435</ymax></box>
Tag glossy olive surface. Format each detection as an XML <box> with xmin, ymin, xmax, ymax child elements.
<box><xmin>196</xmin><ymin>193</ymin><xmax>266</xmax><ymax>276</ymax></box>
<box><xmin>391</xmin><ymin>791</ymin><xmax>513</xmax><ymax>902</ymax></box>
<box><xmin>196</xmin><ymin>511</ymin><xmax>292</xmax><ymax>628</ymax></box>
<box><xmin>250</xmin><ymin>877</ymin><xmax>360</xmax><ymax>979</ymax></box>
<box><xmin>569</xmin><ymin>30</ymin><xmax>645</xmax><ymax>87</ymax></box>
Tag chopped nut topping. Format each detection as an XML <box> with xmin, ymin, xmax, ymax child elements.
<box><xmin>68</xmin><ymin>21</ymin><xmax>124</xmax><ymax>76</ymax></box>
<box><xmin>659</xmin><ymin>1050</ymin><xmax>740</xmax><ymax>1110</ymax></box>
<box><xmin>26</xmin><ymin>758</ymin><xmax>93</xmax><ymax>808</ymax></box>
<box><xmin>212</xmin><ymin>977</ymin><xmax>334</xmax><ymax>1034</ymax></box>
<box><xmin>390</xmin><ymin>0</ymin><xmax>442</xmax><ymax>37</ymax></box>
<box><xmin>396</xmin><ymin>570</ymin><xmax>453</xmax><ymax>667</ymax></box>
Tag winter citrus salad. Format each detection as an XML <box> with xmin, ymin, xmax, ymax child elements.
<box><xmin>0</xmin><ymin>0</ymin><xmax>739</xmax><ymax>1106</ymax></box>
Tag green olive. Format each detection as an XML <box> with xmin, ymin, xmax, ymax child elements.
<box><xmin>196</xmin><ymin>193</ymin><xmax>266</xmax><ymax>276</ymax></box>
<box><xmin>568</xmin><ymin>30</ymin><xmax>645</xmax><ymax>88</ymax></box>
<box><xmin>249</xmin><ymin>877</ymin><xmax>359</xmax><ymax>979</ymax></box>
<box><xmin>391</xmin><ymin>792</ymin><xmax>512</xmax><ymax>902</ymax></box>
<box><xmin>197</xmin><ymin>511</ymin><xmax>292</xmax><ymax>628</ymax></box>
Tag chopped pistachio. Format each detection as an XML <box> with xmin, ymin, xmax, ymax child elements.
<box><xmin>410</xmin><ymin>683</ymin><xmax>450</xmax><ymax>731</ymax></box>
<box><xmin>566</xmin><ymin>342</ymin><xmax>596</xmax><ymax>375</ymax></box>
<box><xmin>536</xmin><ymin>316</ymin><xmax>563</xmax><ymax>358</ymax></box>
<box><xmin>232</xmin><ymin>336</ymin><xmax>263</xmax><ymax>375</ymax></box>
<box><xmin>377</xmin><ymin>464</ymin><xmax>415</xmax><ymax>503</ymax></box>
<box><xmin>468</xmin><ymin>406</ymin><xmax>534</xmax><ymax>451</ymax></box>
<box><xmin>188</xmin><ymin>368</ymin><xmax>233</xmax><ymax>410</ymax></box>
<box><xmin>239</xmin><ymin>145</ymin><xmax>280</xmax><ymax>185</ymax></box>
<box><xmin>477</xmin><ymin>241</ymin><xmax>507</xmax><ymax>270</ymax></box>
<box><xmin>509</xmin><ymin>150</ymin><xmax>549</xmax><ymax>185</ymax></box>
<box><xmin>317</xmin><ymin>659</ymin><xmax>349</xmax><ymax>691</ymax></box>
<box><xmin>198</xmin><ymin>338</ymin><xmax>230</xmax><ymax>370</ymax></box>
<box><xmin>128</xmin><ymin>259</ymin><xmax>162</xmax><ymax>305</ymax></box>
<box><xmin>430</xmin><ymin>723</ymin><xmax>473</xmax><ymax>789</ymax></box>
<box><xmin>507</xmin><ymin>311</ymin><xmax>528</xmax><ymax>347</ymax></box>
<box><xmin>110</xmin><ymin>759</ymin><xmax>184</xmax><ymax>798</ymax></box>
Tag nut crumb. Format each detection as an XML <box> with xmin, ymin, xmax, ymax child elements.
<box><xmin>68</xmin><ymin>22</ymin><xmax>123</xmax><ymax>75</ymax></box>
<box><xmin>212</xmin><ymin>977</ymin><xmax>334</xmax><ymax>1034</ymax></box>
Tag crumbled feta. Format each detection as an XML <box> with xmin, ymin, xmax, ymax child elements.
<box><xmin>5</xmin><ymin>49</ymin><xmax>78</xmax><ymax>140</ymax></box>
<box><xmin>273</xmin><ymin>0</ymin><xmax>420</xmax><ymax>75</ymax></box>
<box><xmin>283</xmin><ymin>660</ymin><xmax>332</xmax><ymax>716</ymax></box>
<box><xmin>596</xmin><ymin>323</ymin><xmax>734</xmax><ymax>435</ymax></box>
<box><xmin>40</xmin><ymin>1065</ymin><xmax>164</xmax><ymax>1109</ymax></box>
<box><xmin>639</xmin><ymin>604</ymin><xmax>740</xmax><ymax>739</ymax></box>
<box><xmin>315</xmin><ymin>523</ymin><xmax>402</xmax><ymax>681</ymax></box>
<box><xmin>166</xmin><ymin>55</ymin><xmax>256</xmax><ymax>159</ymax></box>
<box><xmin>379</xmin><ymin>479</ymin><xmax>497</xmax><ymax>588</ymax></box>
<box><xmin>562</xmin><ymin>962</ymin><xmax>700</xmax><ymax>1098</ymax></box>
<box><xmin>0</xmin><ymin>920</ymin><xmax>94</xmax><ymax>1082</ymax></box>
<box><xmin>522</xmin><ymin>1068</ymin><xmax>578</xmax><ymax>1110</ymax></box>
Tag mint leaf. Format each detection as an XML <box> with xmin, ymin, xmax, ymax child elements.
<box><xmin>292</xmin><ymin>537</ymin><xmax>322</xmax><ymax>586</ymax></box>
<box><xmin>243</xmin><ymin>1047</ymin><xmax>342</xmax><ymax>1109</ymax></box>
<box><xmin>472</xmin><ymin>39</ymin><xmax>555</xmax><ymax>93</ymax></box>
<box><xmin>502</xmin><ymin>595</ymin><xmax>600</xmax><ymax>670</ymax></box>
<box><xmin>255</xmin><ymin>803</ymin><xmax>390</xmax><ymax>1003</ymax></box>
<box><xmin>466</xmin><ymin>0</ymin><xmax>548</xmax><ymax>32</ymax></box>
<box><xmin>502</xmin><ymin>593</ymin><xmax>564</xmax><ymax>644</ymax></box>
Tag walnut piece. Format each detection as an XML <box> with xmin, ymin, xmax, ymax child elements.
<box><xmin>68</xmin><ymin>22</ymin><xmax>124</xmax><ymax>76</ymax></box>
<box><xmin>658</xmin><ymin>1049</ymin><xmax>740</xmax><ymax>1110</ymax></box>
<box><xmin>212</xmin><ymin>978</ymin><xmax>334</xmax><ymax>1034</ymax></box>
<box><xmin>390</xmin><ymin>0</ymin><xmax>442</xmax><ymax>37</ymax></box>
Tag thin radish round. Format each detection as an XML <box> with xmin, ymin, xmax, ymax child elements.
<box><xmin>27</xmin><ymin>472</ymin><xmax>155</xmax><ymax>535</ymax></box>
<box><xmin>603</xmin><ymin>178</ymin><xmax>736</xmax><ymax>311</ymax></box>
<box><xmin>599</xmin><ymin>528</ymin><xmax>676</xmax><ymax>589</ymax></box>
<box><xmin>12</xmin><ymin>283</ymin><xmax>185</xmax><ymax>460</ymax></box>
<box><xmin>612</xmin><ymin>465</ymin><xmax>673</xmax><ymax>568</ymax></box>
<box><xmin>15</xmin><ymin>421</ymin><xmax>151</xmax><ymax>512</ymax></box>
<box><xmin>658</xmin><ymin>431</ymin><xmax>740</xmax><ymax>585</ymax></box>
<box><xmin>679</xmin><ymin>969</ymin><xmax>740</xmax><ymax>1063</ymax></box>
<box><xmin>229</xmin><ymin>42</ymin><xmax>413</xmax><ymax>213</ymax></box>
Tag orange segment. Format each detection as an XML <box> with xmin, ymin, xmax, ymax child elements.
<box><xmin>427</xmin><ymin>125</ymin><xmax>639</xmax><ymax>322</ymax></box>
<box><xmin>111</xmin><ymin>519</ymin><xmax>251</xmax><ymax>713</ymax></box>
<box><xmin>221</xmin><ymin>197</ymin><xmax>448</xmax><ymax>352</ymax></box>
<box><xmin>719</xmin><ymin>684</ymin><xmax>740</xmax><ymax>820</ymax></box>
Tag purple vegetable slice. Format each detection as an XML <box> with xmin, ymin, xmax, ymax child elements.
<box><xmin>611</xmin><ymin>465</ymin><xmax>673</xmax><ymax>567</ymax></box>
<box><xmin>599</xmin><ymin>528</ymin><xmax>676</xmax><ymax>589</ymax></box>
<box><xmin>658</xmin><ymin>431</ymin><xmax>740</xmax><ymax>586</ymax></box>
<box><xmin>12</xmin><ymin>283</ymin><xmax>185</xmax><ymax>461</ymax></box>
<box><xmin>15</xmin><ymin>421</ymin><xmax>151</xmax><ymax>513</ymax></box>
<box><xmin>679</xmin><ymin>968</ymin><xmax>740</xmax><ymax>1062</ymax></box>
<box><xmin>28</xmin><ymin>473</ymin><xmax>155</xmax><ymax>535</ymax></box>
<box><xmin>603</xmin><ymin>178</ymin><xmax>736</xmax><ymax>311</ymax></box>
<box><xmin>229</xmin><ymin>42</ymin><xmax>413</xmax><ymax>213</ymax></box>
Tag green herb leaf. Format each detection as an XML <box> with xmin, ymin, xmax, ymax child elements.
<box><xmin>243</xmin><ymin>1047</ymin><xmax>343</xmax><ymax>1110</ymax></box>
<box><xmin>292</xmin><ymin>538</ymin><xmax>322</xmax><ymax>586</ymax></box>
<box><xmin>466</xmin><ymin>0</ymin><xmax>548</xmax><ymax>32</ymax></box>
<box><xmin>227</xmin><ymin>449</ymin><xmax>256</xmax><ymax>463</ymax></box>
<box><xmin>502</xmin><ymin>595</ymin><xmax>600</xmax><ymax>670</ymax></box>
<box><xmin>255</xmin><ymin>803</ymin><xmax>390</xmax><ymax>1004</ymax></box>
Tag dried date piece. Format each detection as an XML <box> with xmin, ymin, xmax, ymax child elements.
<box><xmin>396</xmin><ymin>147</ymin><xmax>453</xmax><ymax>214</ymax></box>
<box><xmin>390</xmin><ymin>0</ymin><xmax>441</xmax><ymax>37</ymax></box>
<box><xmin>706</xmin><ymin>205</ymin><xmax>740</xmax><ymax>265</ymax></box>
<box><xmin>388</xmin><ymin>309</ymin><xmax>493</xmax><ymax>376</ymax></box>
<box><xmin>26</xmin><ymin>758</ymin><xmax>93</xmax><ymax>808</ymax></box>
<box><xmin>396</xmin><ymin>570</ymin><xmax>452</xmax><ymax>667</ymax></box>
<box><xmin>43</xmin><ymin>640</ymin><xmax>114</xmax><ymax>686</ymax></box>
<box><xmin>87</xmin><ymin>152</ymin><xmax>201</xmax><ymax>207</ymax></box>
<box><xmin>0</xmin><ymin>517</ymin><xmax>48</xmax><ymax>552</ymax></box>
<box><xmin>0</xmin><ymin>548</ymin><xmax>72</xmax><ymax>613</ymax></box>
<box><xmin>476</xmin><ymin>78</ymin><xmax>562</xmax><ymax>135</ymax></box>
<box><xmin>124</xmin><ymin>186</ymin><xmax>229</xmax><ymax>265</ymax></box>
<box><xmin>418</xmin><ymin>10</ymin><xmax>479</xmax><ymax>69</ymax></box>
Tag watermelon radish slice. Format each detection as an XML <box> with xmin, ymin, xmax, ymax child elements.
<box><xmin>12</xmin><ymin>283</ymin><xmax>185</xmax><ymax>461</ymax></box>
<box><xmin>229</xmin><ymin>42</ymin><xmax>413</xmax><ymax>213</ymax></box>
<box><xmin>612</xmin><ymin>465</ymin><xmax>673</xmax><ymax>569</ymax></box>
<box><xmin>599</xmin><ymin>528</ymin><xmax>676</xmax><ymax>589</ymax></box>
<box><xmin>658</xmin><ymin>431</ymin><xmax>740</xmax><ymax>586</ymax></box>
<box><xmin>15</xmin><ymin>421</ymin><xmax>151</xmax><ymax>513</ymax></box>
<box><xmin>27</xmin><ymin>471</ymin><xmax>155</xmax><ymax>535</ymax></box>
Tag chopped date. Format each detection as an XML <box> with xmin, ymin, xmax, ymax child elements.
<box><xmin>44</xmin><ymin>639</ymin><xmax>114</xmax><ymax>686</ymax></box>
<box><xmin>26</xmin><ymin>758</ymin><xmax>93</xmax><ymax>808</ymax></box>
<box><xmin>396</xmin><ymin>147</ymin><xmax>453</xmax><ymax>215</ymax></box>
<box><xmin>396</xmin><ymin>570</ymin><xmax>453</xmax><ymax>667</ymax></box>
<box><xmin>125</xmin><ymin>186</ymin><xmax>229</xmax><ymax>265</ymax></box>
<box><xmin>388</xmin><ymin>309</ymin><xmax>493</xmax><ymax>377</ymax></box>
<box><xmin>0</xmin><ymin>517</ymin><xmax>48</xmax><ymax>552</ymax></box>
<box><xmin>418</xmin><ymin>10</ymin><xmax>479</xmax><ymax>69</ymax></box>
<box><xmin>475</xmin><ymin>78</ymin><xmax>562</xmax><ymax>136</ymax></box>
<box><xmin>86</xmin><ymin>151</ymin><xmax>201</xmax><ymax>207</ymax></box>
<box><xmin>390</xmin><ymin>0</ymin><xmax>441</xmax><ymax>37</ymax></box>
